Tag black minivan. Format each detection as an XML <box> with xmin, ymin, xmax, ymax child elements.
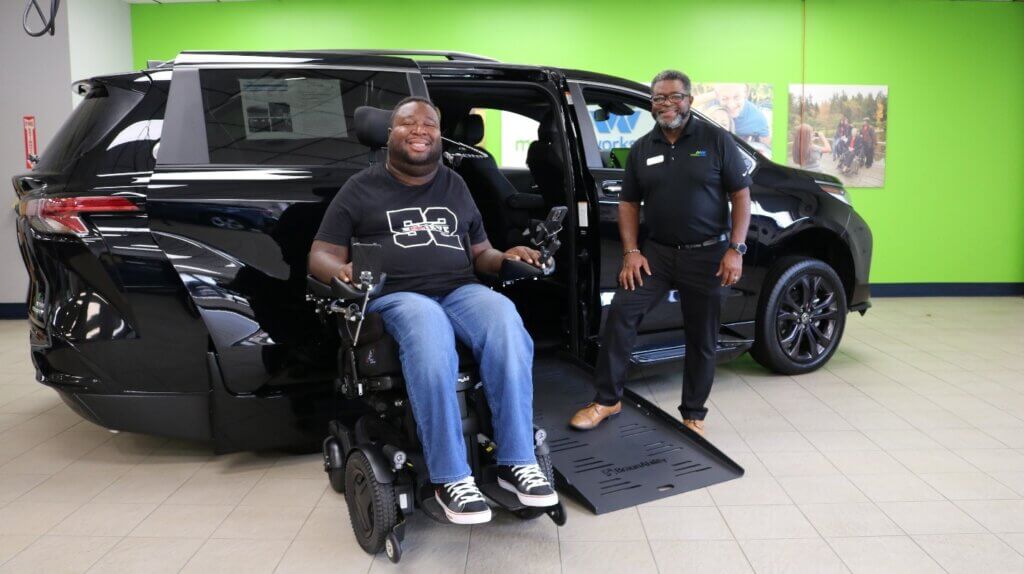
<box><xmin>13</xmin><ymin>50</ymin><xmax>872</xmax><ymax>452</ymax></box>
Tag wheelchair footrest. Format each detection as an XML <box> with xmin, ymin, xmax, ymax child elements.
<box><xmin>479</xmin><ymin>480</ymin><xmax>531</xmax><ymax>511</ymax></box>
<box><xmin>420</xmin><ymin>495</ymin><xmax>455</xmax><ymax>525</ymax></box>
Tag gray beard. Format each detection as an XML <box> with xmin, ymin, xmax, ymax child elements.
<box><xmin>656</xmin><ymin>111</ymin><xmax>686</xmax><ymax>130</ymax></box>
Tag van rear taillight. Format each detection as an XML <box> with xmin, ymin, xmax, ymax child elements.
<box><xmin>19</xmin><ymin>196</ymin><xmax>140</xmax><ymax>236</ymax></box>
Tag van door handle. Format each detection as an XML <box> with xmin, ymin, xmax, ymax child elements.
<box><xmin>601</xmin><ymin>180</ymin><xmax>622</xmax><ymax>197</ymax></box>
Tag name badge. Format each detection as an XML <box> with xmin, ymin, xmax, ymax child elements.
<box><xmin>646</xmin><ymin>155</ymin><xmax>664</xmax><ymax>166</ymax></box>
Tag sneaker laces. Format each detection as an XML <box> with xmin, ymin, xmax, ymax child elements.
<box><xmin>444</xmin><ymin>476</ymin><xmax>486</xmax><ymax>508</ymax></box>
<box><xmin>511</xmin><ymin>464</ymin><xmax>550</xmax><ymax>490</ymax></box>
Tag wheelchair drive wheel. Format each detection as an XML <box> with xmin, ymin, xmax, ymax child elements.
<box><xmin>344</xmin><ymin>450</ymin><xmax>399</xmax><ymax>555</ymax></box>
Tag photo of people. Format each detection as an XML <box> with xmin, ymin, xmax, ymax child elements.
<box><xmin>787</xmin><ymin>84</ymin><xmax>888</xmax><ymax>187</ymax></box>
<box><xmin>693</xmin><ymin>83</ymin><xmax>773</xmax><ymax>159</ymax></box>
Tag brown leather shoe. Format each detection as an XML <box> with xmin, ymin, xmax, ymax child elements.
<box><xmin>683</xmin><ymin>419</ymin><xmax>705</xmax><ymax>437</ymax></box>
<box><xmin>569</xmin><ymin>402</ymin><xmax>622</xmax><ymax>430</ymax></box>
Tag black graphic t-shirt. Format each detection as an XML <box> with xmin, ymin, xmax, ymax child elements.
<box><xmin>314</xmin><ymin>163</ymin><xmax>488</xmax><ymax>297</ymax></box>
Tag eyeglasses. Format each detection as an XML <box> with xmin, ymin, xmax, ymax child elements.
<box><xmin>651</xmin><ymin>93</ymin><xmax>690</xmax><ymax>105</ymax></box>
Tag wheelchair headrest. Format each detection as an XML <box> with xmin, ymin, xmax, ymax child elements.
<box><xmin>454</xmin><ymin>114</ymin><xmax>484</xmax><ymax>146</ymax></box>
<box><xmin>355</xmin><ymin>106</ymin><xmax>391</xmax><ymax>150</ymax></box>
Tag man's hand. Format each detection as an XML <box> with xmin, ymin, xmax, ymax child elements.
<box><xmin>334</xmin><ymin>262</ymin><xmax>354</xmax><ymax>283</ymax></box>
<box><xmin>504</xmin><ymin>245</ymin><xmax>543</xmax><ymax>267</ymax></box>
<box><xmin>620</xmin><ymin>251</ymin><xmax>652</xmax><ymax>291</ymax></box>
<box><xmin>716</xmin><ymin>250</ymin><xmax>743</xmax><ymax>287</ymax></box>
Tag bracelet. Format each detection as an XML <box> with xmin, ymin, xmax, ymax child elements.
<box><xmin>623</xmin><ymin>249</ymin><xmax>640</xmax><ymax>256</ymax></box>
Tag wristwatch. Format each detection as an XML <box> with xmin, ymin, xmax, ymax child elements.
<box><xmin>728</xmin><ymin>242</ymin><xmax>747</xmax><ymax>255</ymax></box>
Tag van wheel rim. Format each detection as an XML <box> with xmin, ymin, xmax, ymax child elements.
<box><xmin>776</xmin><ymin>273</ymin><xmax>838</xmax><ymax>363</ymax></box>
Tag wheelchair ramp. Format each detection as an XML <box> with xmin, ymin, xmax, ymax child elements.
<box><xmin>532</xmin><ymin>358</ymin><xmax>744</xmax><ymax>514</ymax></box>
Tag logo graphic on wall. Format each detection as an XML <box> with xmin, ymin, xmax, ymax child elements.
<box><xmin>593</xmin><ymin>111</ymin><xmax>640</xmax><ymax>135</ymax></box>
<box><xmin>386</xmin><ymin>207</ymin><xmax>463</xmax><ymax>250</ymax></box>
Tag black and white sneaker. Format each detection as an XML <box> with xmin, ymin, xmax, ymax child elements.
<box><xmin>435</xmin><ymin>476</ymin><xmax>492</xmax><ymax>525</ymax></box>
<box><xmin>497</xmin><ymin>464</ymin><xmax>559</xmax><ymax>507</ymax></box>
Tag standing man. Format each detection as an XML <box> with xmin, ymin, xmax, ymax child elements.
<box><xmin>570</xmin><ymin>70</ymin><xmax>752</xmax><ymax>436</ymax></box>
<box><xmin>859</xmin><ymin>119</ymin><xmax>877</xmax><ymax>169</ymax></box>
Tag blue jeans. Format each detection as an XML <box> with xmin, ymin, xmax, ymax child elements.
<box><xmin>367</xmin><ymin>283</ymin><xmax>536</xmax><ymax>483</ymax></box>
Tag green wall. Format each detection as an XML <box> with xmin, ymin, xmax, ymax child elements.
<box><xmin>131</xmin><ymin>0</ymin><xmax>1024</xmax><ymax>285</ymax></box>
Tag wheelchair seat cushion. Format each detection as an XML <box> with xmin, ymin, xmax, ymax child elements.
<box><xmin>353</xmin><ymin>333</ymin><xmax>477</xmax><ymax>379</ymax></box>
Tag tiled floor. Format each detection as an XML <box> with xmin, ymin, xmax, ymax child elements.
<box><xmin>0</xmin><ymin>297</ymin><xmax>1022</xmax><ymax>573</ymax></box>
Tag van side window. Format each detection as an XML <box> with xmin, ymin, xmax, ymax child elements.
<box><xmin>199</xmin><ymin>69</ymin><xmax>410</xmax><ymax>167</ymax></box>
<box><xmin>580</xmin><ymin>88</ymin><xmax>656</xmax><ymax>168</ymax></box>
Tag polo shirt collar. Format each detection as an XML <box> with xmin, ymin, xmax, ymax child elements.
<box><xmin>650</xmin><ymin>114</ymin><xmax>698</xmax><ymax>144</ymax></box>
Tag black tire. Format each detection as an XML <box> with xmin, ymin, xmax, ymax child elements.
<box><xmin>344</xmin><ymin>450</ymin><xmax>398</xmax><ymax>555</ymax></box>
<box><xmin>751</xmin><ymin>257</ymin><xmax>847</xmax><ymax>375</ymax></box>
<box><xmin>385</xmin><ymin>532</ymin><xmax>402</xmax><ymax>563</ymax></box>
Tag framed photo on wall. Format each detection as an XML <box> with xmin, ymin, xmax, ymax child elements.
<box><xmin>788</xmin><ymin>84</ymin><xmax>888</xmax><ymax>187</ymax></box>
<box><xmin>693</xmin><ymin>83</ymin><xmax>774</xmax><ymax>159</ymax></box>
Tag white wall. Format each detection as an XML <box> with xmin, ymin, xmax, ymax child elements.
<box><xmin>0</xmin><ymin>0</ymin><xmax>132</xmax><ymax>305</ymax></box>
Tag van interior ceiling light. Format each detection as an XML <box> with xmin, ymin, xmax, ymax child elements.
<box><xmin>23</xmin><ymin>0</ymin><xmax>61</xmax><ymax>38</ymax></box>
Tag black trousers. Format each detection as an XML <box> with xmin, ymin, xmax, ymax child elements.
<box><xmin>594</xmin><ymin>240</ymin><xmax>728</xmax><ymax>420</ymax></box>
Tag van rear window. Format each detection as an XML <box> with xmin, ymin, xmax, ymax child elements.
<box><xmin>35</xmin><ymin>84</ymin><xmax>143</xmax><ymax>174</ymax></box>
<box><xmin>200</xmin><ymin>69</ymin><xmax>410</xmax><ymax>167</ymax></box>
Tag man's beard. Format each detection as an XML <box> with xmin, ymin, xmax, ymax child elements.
<box><xmin>388</xmin><ymin>141</ymin><xmax>442</xmax><ymax>176</ymax></box>
<box><xmin>655</xmin><ymin>109</ymin><xmax>688</xmax><ymax>130</ymax></box>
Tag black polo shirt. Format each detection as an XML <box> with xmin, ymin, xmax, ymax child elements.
<box><xmin>620</xmin><ymin>116</ymin><xmax>752</xmax><ymax>245</ymax></box>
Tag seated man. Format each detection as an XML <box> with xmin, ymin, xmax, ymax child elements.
<box><xmin>308</xmin><ymin>97</ymin><xmax>557</xmax><ymax>525</ymax></box>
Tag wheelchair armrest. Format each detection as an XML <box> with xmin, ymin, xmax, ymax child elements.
<box><xmin>498</xmin><ymin>258</ymin><xmax>550</xmax><ymax>283</ymax></box>
<box><xmin>506</xmin><ymin>192</ymin><xmax>545</xmax><ymax>210</ymax></box>
<box><xmin>305</xmin><ymin>274</ymin><xmax>387</xmax><ymax>301</ymax></box>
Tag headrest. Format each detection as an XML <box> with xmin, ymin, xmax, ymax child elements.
<box><xmin>354</xmin><ymin>106</ymin><xmax>391</xmax><ymax>150</ymax></box>
<box><xmin>454</xmin><ymin>115</ymin><xmax>484</xmax><ymax>146</ymax></box>
<box><xmin>537</xmin><ymin>111</ymin><xmax>557</xmax><ymax>143</ymax></box>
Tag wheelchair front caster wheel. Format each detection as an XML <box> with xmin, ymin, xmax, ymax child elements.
<box><xmin>323</xmin><ymin>436</ymin><xmax>345</xmax><ymax>493</ymax></box>
<box><xmin>546</xmin><ymin>503</ymin><xmax>567</xmax><ymax>526</ymax></box>
<box><xmin>385</xmin><ymin>532</ymin><xmax>402</xmax><ymax>563</ymax></box>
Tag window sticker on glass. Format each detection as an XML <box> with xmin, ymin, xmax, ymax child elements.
<box><xmin>239</xmin><ymin>78</ymin><xmax>347</xmax><ymax>140</ymax></box>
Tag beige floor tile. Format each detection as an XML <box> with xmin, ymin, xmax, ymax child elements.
<box><xmin>0</xmin><ymin>501</ymin><xmax>79</xmax><ymax>535</ymax></box>
<box><xmin>848</xmin><ymin>473</ymin><xmax>945</xmax><ymax>502</ymax></box>
<box><xmin>181</xmin><ymin>538</ymin><xmax>291</xmax><ymax>574</ymax></box>
<box><xmin>638</xmin><ymin>506</ymin><xmax>732</xmax><ymax>540</ymax></box>
<box><xmin>887</xmin><ymin>449</ymin><xmax>977</xmax><ymax>473</ymax></box>
<box><xmin>739</xmin><ymin>538</ymin><xmax>848</xmax><ymax>574</ymax></box>
<box><xmin>130</xmin><ymin>504</ymin><xmax>234</xmax><ymax>538</ymax></box>
<box><xmin>777</xmin><ymin>475</ymin><xmax>868</xmax><ymax>504</ymax></box>
<box><xmin>239</xmin><ymin>477</ymin><xmax>326</xmax><ymax>507</ymax></box>
<box><xmin>466</xmin><ymin>534</ymin><xmax>560</xmax><ymax>574</ymax></box>
<box><xmin>919</xmin><ymin>472</ymin><xmax>1020</xmax><ymax>500</ymax></box>
<box><xmin>0</xmin><ymin>474</ymin><xmax>47</xmax><ymax>503</ymax></box>
<box><xmin>164</xmin><ymin>474</ymin><xmax>260</xmax><ymax>506</ymax></box>
<box><xmin>0</xmin><ymin>535</ymin><xmax>37</xmax><ymax>565</ymax></box>
<box><xmin>955</xmin><ymin>500</ymin><xmax>1024</xmax><ymax>533</ymax></box>
<box><xmin>708</xmin><ymin>477</ymin><xmax>792</xmax><ymax>506</ymax></box>
<box><xmin>913</xmin><ymin>533</ymin><xmax>1024</xmax><ymax>574</ymax></box>
<box><xmin>799</xmin><ymin>503</ymin><xmax>902</xmax><ymax>537</ymax></box>
<box><xmin>803</xmin><ymin>431</ymin><xmax>879</xmax><ymax>452</ymax></box>
<box><xmin>262</xmin><ymin>453</ymin><xmax>324</xmax><ymax>480</ymax></box>
<box><xmin>556</xmin><ymin>502</ymin><xmax>645</xmax><ymax>541</ymax></box>
<box><xmin>18</xmin><ymin>470</ymin><xmax>118</xmax><ymax>503</ymax></box>
<box><xmin>92</xmin><ymin>468</ymin><xmax>192</xmax><ymax>504</ymax></box>
<box><xmin>274</xmin><ymin>536</ymin><xmax>375</xmax><ymax>574</ymax></box>
<box><xmin>862</xmin><ymin>429</ymin><xmax>942</xmax><ymax>450</ymax></box>
<box><xmin>0</xmin><ymin>535</ymin><xmax>119</xmax><ymax>574</ymax></box>
<box><xmin>954</xmin><ymin>448</ymin><xmax>1024</xmax><ymax>472</ymax></box>
<box><xmin>50</xmin><ymin>502</ymin><xmax>157</xmax><ymax>536</ymax></box>
<box><xmin>756</xmin><ymin>451</ymin><xmax>840</xmax><ymax>477</ymax></box>
<box><xmin>649</xmin><ymin>539</ymin><xmax>752</xmax><ymax>573</ymax></box>
<box><xmin>927</xmin><ymin>428</ymin><xmax>1009</xmax><ymax>449</ymax></box>
<box><xmin>211</xmin><ymin>505</ymin><xmax>311</xmax><ymax>540</ymax></box>
<box><xmin>295</xmin><ymin>505</ymin><xmax>353</xmax><ymax>541</ymax></box>
<box><xmin>828</xmin><ymin>535</ymin><xmax>944</xmax><ymax>573</ymax></box>
<box><xmin>740</xmin><ymin>431</ymin><xmax>816</xmax><ymax>453</ymax></box>
<box><xmin>719</xmin><ymin>505</ymin><xmax>817</xmax><ymax>540</ymax></box>
<box><xmin>1000</xmin><ymin>532</ymin><xmax>1024</xmax><ymax>554</ymax></box>
<box><xmin>878</xmin><ymin>501</ymin><xmax>986</xmax><ymax>534</ymax></box>
<box><xmin>823</xmin><ymin>450</ymin><xmax>907</xmax><ymax>475</ymax></box>
<box><xmin>85</xmin><ymin>537</ymin><xmax>204</xmax><ymax>574</ymax></box>
<box><xmin>558</xmin><ymin>540</ymin><xmax>657</xmax><ymax>574</ymax></box>
<box><xmin>991</xmin><ymin>470</ymin><xmax>1024</xmax><ymax>496</ymax></box>
<box><xmin>838</xmin><ymin>411</ymin><xmax>914</xmax><ymax>431</ymax></box>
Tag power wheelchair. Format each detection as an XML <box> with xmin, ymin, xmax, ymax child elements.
<box><xmin>306</xmin><ymin>106</ymin><xmax>569</xmax><ymax>563</ymax></box>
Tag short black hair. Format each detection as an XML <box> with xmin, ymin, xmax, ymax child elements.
<box><xmin>390</xmin><ymin>96</ymin><xmax>441</xmax><ymax>125</ymax></box>
<box><xmin>651</xmin><ymin>70</ymin><xmax>692</xmax><ymax>94</ymax></box>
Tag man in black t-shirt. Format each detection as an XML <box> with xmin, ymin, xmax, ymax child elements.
<box><xmin>570</xmin><ymin>70</ymin><xmax>752</xmax><ymax>437</ymax></box>
<box><xmin>309</xmin><ymin>98</ymin><xmax>558</xmax><ymax>524</ymax></box>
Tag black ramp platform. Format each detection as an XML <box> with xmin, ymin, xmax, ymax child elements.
<box><xmin>532</xmin><ymin>358</ymin><xmax>744</xmax><ymax>514</ymax></box>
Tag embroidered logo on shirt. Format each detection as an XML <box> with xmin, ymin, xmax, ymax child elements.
<box><xmin>386</xmin><ymin>207</ymin><xmax>463</xmax><ymax>250</ymax></box>
<box><xmin>690</xmin><ymin>150</ymin><xmax>708</xmax><ymax>157</ymax></box>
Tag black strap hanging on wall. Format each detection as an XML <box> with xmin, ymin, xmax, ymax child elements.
<box><xmin>23</xmin><ymin>0</ymin><xmax>61</xmax><ymax>38</ymax></box>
